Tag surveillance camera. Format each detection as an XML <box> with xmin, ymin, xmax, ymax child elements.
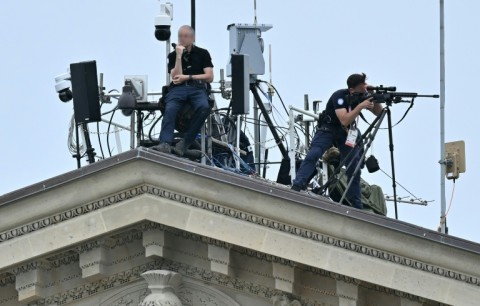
<box><xmin>155</xmin><ymin>25</ymin><xmax>171</xmax><ymax>41</ymax></box>
<box><xmin>154</xmin><ymin>2</ymin><xmax>173</xmax><ymax>41</ymax></box>
<box><xmin>117</xmin><ymin>83</ymin><xmax>136</xmax><ymax>116</ymax></box>
<box><xmin>54</xmin><ymin>70</ymin><xmax>73</xmax><ymax>102</ymax></box>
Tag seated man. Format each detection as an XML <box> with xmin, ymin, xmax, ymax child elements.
<box><xmin>153</xmin><ymin>25</ymin><xmax>214</xmax><ymax>156</ymax></box>
<box><xmin>291</xmin><ymin>73</ymin><xmax>383</xmax><ymax>209</ymax></box>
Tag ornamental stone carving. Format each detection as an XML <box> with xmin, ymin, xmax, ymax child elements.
<box><xmin>140</xmin><ymin>270</ymin><xmax>182</xmax><ymax>306</ymax></box>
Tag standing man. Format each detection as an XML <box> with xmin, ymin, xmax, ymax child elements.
<box><xmin>291</xmin><ymin>73</ymin><xmax>383</xmax><ymax>209</ymax></box>
<box><xmin>153</xmin><ymin>25</ymin><xmax>214</xmax><ymax>156</ymax></box>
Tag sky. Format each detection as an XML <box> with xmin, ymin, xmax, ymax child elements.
<box><xmin>0</xmin><ymin>0</ymin><xmax>478</xmax><ymax>243</ymax></box>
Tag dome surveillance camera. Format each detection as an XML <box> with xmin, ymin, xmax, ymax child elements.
<box><xmin>55</xmin><ymin>70</ymin><xmax>73</xmax><ymax>102</ymax></box>
<box><xmin>58</xmin><ymin>89</ymin><xmax>73</xmax><ymax>102</ymax></box>
<box><xmin>154</xmin><ymin>2</ymin><xmax>173</xmax><ymax>41</ymax></box>
<box><xmin>117</xmin><ymin>84</ymin><xmax>136</xmax><ymax>116</ymax></box>
<box><xmin>155</xmin><ymin>25</ymin><xmax>171</xmax><ymax>41</ymax></box>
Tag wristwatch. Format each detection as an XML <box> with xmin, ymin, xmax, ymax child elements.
<box><xmin>189</xmin><ymin>75</ymin><xmax>193</xmax><ymax>81</ymax></box>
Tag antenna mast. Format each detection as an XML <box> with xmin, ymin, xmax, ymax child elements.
<box><xmin>253</xmin><ymin>0</ymin><xmax>257</xmax><ymax>25</ymax></box>
<box><xmin>439</xmin><ymin>0</ymin><xmax>447</xmax><ymax>234</ymax></box>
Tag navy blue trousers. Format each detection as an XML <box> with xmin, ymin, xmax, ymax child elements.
<box><xmin>159</xmin><ymin>85</ymin><xmax>210</xmax><ymax>147</ymax></box>
<box><xmin>292</xmin><ymin>126</ymin><xmax>364</xmax><ymax>209</ymax></box>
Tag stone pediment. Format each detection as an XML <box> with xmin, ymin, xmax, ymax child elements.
<box><xmin>0</xmin><ymin>148</ymin><xmax>479</xmax><ymax>305</ymax></box>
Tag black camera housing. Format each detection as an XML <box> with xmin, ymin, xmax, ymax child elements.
<box><xmin>58</xmin><ymin>88</ymin><xmax>73</xmax><ymax>102</ymax></box>
<box><xmin>155</xmin><ymin>25</ymin><xmax>171</xmax><ymax>41</ymax></box>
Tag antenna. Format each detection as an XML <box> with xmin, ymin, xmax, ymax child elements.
<box><xmin>253</xmin><ymin>0</ymin><xmax>257</xmax><ymax>25</ymax></box>
<box><xmin>439</xmin><ymin>0</ymin><xmax>447</xmax><ymax>234</ymax></box>
<box><xmin>385</xmin><ymin>195</ymin><xmax>432</xmax><ymax>206</ymax></box>
<box><xmin>268</xmin><ymin>44</ymin><xmax>274</xmax><ymax>99</ymax></box>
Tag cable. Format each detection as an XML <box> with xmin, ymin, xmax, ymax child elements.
<box><xmin>106</xmin><ymin>107</ymin><xmax>118</xmax><ymax>157</ymax></box>
<box><xmin>96</xmin><ymin>102</ymin><xmax>105</xmax><ymax>159</ymax></box>
<box><xmin>192</xmin><ymin>150</ymin><xmax>216</xmax><ymax>166</ymax></box>
<box><xmin>437</xmin><ymin>179</ymin><xmax>456</xmax><ymax>232</ymax></box>
<box><xmin>445</xmin><ymin>179</ymin><xmax>456</xmax><ymax>217</ymax></box>
<box><xmin>379</xmin><ymin>168</ymin><xmax>422</xmax><ymax>201</ymax></box>
<box><xmin>149</xmin><ymin>114</ymin><xmax>163</xmax><ymax>142</ymax></box>
<box><xmin>96</xmin><ymin>121</ymin><xmax>105</xmax><ymax>159</ymax></box>
<box><xmin>258</xmin><ymin>81</ymin><xmax>289</xmax><ymax>115</ymax></box>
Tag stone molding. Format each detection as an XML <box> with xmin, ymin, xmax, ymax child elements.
<box><xmin>1</xmin><ymin>222</ymin><xmax>434</xmax><ymax>305</ymax></box>
<box><xmin>0</xmin><ymin>183</ymin><xmax>478</xmax><ymax>291</ymax></box>
<box><xmin>29</xmin><ymin>257</ymin><xmax>337</xmax><ymax>306</ymax></box>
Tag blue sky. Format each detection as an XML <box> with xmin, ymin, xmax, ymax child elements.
<box><xmin>0</xmin><ymin>0</ymin><xmax>478</xmax><ymax>243</ymax></box>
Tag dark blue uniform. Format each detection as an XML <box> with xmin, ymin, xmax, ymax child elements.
<box><xmin>292</xmin><ymin>89</ymin><xmax>364</xmax><ymax>209</ymax></box>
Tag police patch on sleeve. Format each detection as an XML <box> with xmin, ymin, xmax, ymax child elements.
<box><xmin>337</xmin><ymin>98</ymin><xmax>344</xmax><ymax>106</ymax></box>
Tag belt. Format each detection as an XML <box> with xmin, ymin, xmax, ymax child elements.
<box><xmin>171</xmin><ymin>80</ymin><xmax>206</xmax><ymax>87</ymax></box>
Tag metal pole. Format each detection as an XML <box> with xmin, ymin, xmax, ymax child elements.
<box><xmin>166</xmin><ymin>38</ymin><xmax>171</xmax><ymax>85</ymax></box>
<box><xmin>201</xmin><ymin>123</ymin><xmax>206</xmax><ymax>165</ymax></box>
<box><xmin>236</xmin><ymin>116</ymin><xmax>241</xmax><ymax>170</ymax></box>
<box><xmin>386</xmin><ymin>107</ymin><xmax>399</xmax><ymax>219</ymax></box>
<box><xmin>82</xmin><ymin>123</ymin><xmax>96</xmax><ymax>164</ymax></box>
<box><xmin>304</xmin><ymin>94</ymin><xmax>310</xmax><ymax>149</ymax></box>
<box><xmin>288</xmin><ymin>107</ymin><xmax>296</xmax><ymax>181</ymax></box>
<box><xmin>251</xmin><ymin>84</ymin><xmax>288</xmax><ymax>159</ymax></box>
<box><xmin>254</xmin><ymin>101</ymin><xmax>261</xmax><ymax>174</ymax></box>
<box><xmin>439</xmin><ymin>0</ymin><xmax>447</xmax><ymax>234</ymax></box>
<box><xmin>114</xmin><ymin>126</ymin><xmax>123</xmax><ymax>153</ymax></box>
<box><xmin>130</xmin><ymin>114</ymin><xmax>135</xmax><ymax>150</ymax></box>
<box><xmin>136</xmin><ymin>111</ymin><xmax>142</xmax><ymax>147</ymax></box>
<box><xmin>191</xmin><ymin>0</ymin><xmax>196</xmax><ymax>30</ymax></box>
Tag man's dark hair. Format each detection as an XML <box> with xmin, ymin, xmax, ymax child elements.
<box><xmin>347</xmin><ymin>73</ymin><xmax>367</xmax><ymax>89</ymax></box>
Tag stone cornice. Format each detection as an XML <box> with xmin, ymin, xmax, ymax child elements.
<box><xmin>1</xmin><ymin>183</ymin><xmax>479</xmax><ymax>292</ymax></box>
<box><xmin>31</xmin><ymin>258</ymin><xmax>340</xmax><ymax>306</ymax></box>
<box><xmin>0</xmin><ymin>222</ymin><xmax>446</xmax><ymax>305</ymax></box>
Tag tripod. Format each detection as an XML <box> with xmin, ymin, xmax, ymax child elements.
<box><xmin>317</xmin><ymin>104</ymin><xmax>400</xmax><ymax>219</ymax></box>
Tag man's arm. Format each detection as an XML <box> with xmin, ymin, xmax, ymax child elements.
<box><xmin>170</xmin><ymin>56</ymin><xmax>183</xmax><ymax>79</ymax></box>
<box><xmin>169</xmin><ymin>45</ymin><xmax>185</xmax><ymax>80</ymax></box>
<box><xmin>192</xmin><ymin>67</ymin><xmax>213</xmax><ymax>82</ymax></box>
<box><xmin>370</xmin><ymin>103</ymin><xmax>383</xmax><ymax>116</ymax></box>
<box><xmin>335</xmin><ymin>97</ymin><xmax>374</xmax><ymax>127</ymax></box>
<box><xmin>172</xmin><ymin>67</ymin><xmax>213</xmax><ymax>84</ymax></box>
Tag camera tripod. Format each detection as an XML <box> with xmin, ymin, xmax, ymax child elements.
<box><xmin>316</xmin><ymin>103</ymin><xmax>401</xmax><ymax>219</ymax></box>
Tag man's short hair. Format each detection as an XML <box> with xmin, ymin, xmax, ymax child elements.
<box><xmin>178</xmin><ymin>25</ymin><xmax>195</xmax><ymax>36</ymax></box>
<box><xmin>347</xmin><ymin>73</ymin><xmax>367</xmax><ymax>89</ymax></box>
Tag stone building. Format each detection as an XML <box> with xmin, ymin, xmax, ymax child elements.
<box><xmin>0</xmin><ymin>148</ymin><xmax>478</xmax><ymax>305</ymax></box>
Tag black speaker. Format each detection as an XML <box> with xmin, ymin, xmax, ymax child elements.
<box><xmin>231</xmin><ymin>54</ymin><xmax>250</xmax><ymax>115</ymax></box>
<box><xmin>70</xmin><ymin>60</ymin><xmax>101</xmax><ymax>123</ymax></box>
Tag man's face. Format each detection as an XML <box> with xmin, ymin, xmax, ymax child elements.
<box><xmin>350</xmin><ymin>82</ymin><xmax>368</xmax><ymax>94</ymax></box>
<box><xmin>178</xmin><ymin>28</ymin><xmax>194</xmax><ymax>47</ymax></box>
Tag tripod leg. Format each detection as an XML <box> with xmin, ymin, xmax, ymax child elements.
<box><xmin>386</xmin><ymin>107</ymin><xmax>399</xmax><ymax>219</ymax></box>
<box><xmin>317</xmin><ymin>109</ymin><xmax>387</xmax><ymax>196</ymax></box>
<box><xmin>339</xmin><ymin>108</ymin><xmax>387</xmax><ymax>206</ymax></box>
<box><xmin>250</xmin><ymin>84</ymin><xmax>289</xmax><ymax>159</ymax></box>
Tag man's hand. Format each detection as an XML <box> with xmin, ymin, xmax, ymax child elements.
<box><xmin>359</xmin><ymin>97</ymin><xmax>374</xmax><ymax>110</ymax></box>
<box><xmin>172</xmin><ymin>74</ymin><xmax>189</xmax><ymax>85</ymax></box>
<box><xmin>175</xmin><ymin>44</ymin><xmax>186</xmax><ymax>56</ymax></box>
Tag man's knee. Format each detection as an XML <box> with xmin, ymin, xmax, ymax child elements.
<box><xmin>164</xmin><ymin>99</ymin><xmax>182</xmax><ymax>116</ymax></box>
<box><xmin>197</xmin><ymin>104</ymin><xmax>211</xmax><ymax>114</ymax></box>
<box><xmin>304</xmin><ymin>145</ymin><xmax>325</xmax><ymax>163</ymax></box>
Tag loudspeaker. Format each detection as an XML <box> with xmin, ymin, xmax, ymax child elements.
<box><xmin>231</xmin><ymin>54</ymin><xmax>250</xmax><ymax>115</ymax></box>
<box><xmin>70</xmin><ymin>60</ymin><xmax>101</xmax><ymax>123</ymax></box>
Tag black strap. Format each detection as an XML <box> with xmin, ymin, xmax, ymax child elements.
<box><xmin>357</xmin><ymin>99</ymin><xmax>415</xmax><ymax>129</ymax></box>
